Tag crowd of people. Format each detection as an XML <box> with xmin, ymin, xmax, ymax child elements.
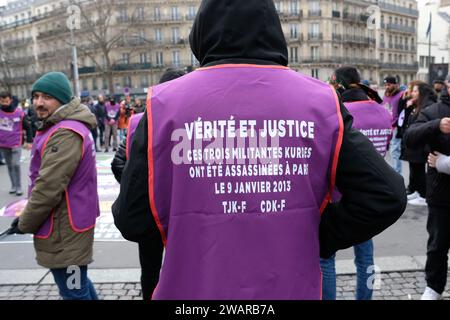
<box><xmin>0</xmin><ymin>0</ymin><xmax>449</xmax><ymax>301</ymax></box>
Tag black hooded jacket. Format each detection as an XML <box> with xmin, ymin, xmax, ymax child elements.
<box><xmin>112</xmin><ymin>0</ymin><xmax>406</xmax><ymax>286</ymax></box>
<box><xmin>404</xmin><ymin>88</ymin><xmax>450</xmax><ymax>207</ymax></box>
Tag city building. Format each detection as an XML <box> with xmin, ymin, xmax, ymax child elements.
<box><xmin>0</xmin><ymin>0</ymin><xmax>419</xmax><ymax>99</ymax></box>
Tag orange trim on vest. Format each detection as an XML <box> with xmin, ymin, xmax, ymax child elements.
<box><xmin>345</xmin><ymin>100</ymin><xmax>376</xmax><ymax>105</ymax></box>
<box><xmin>34</xmin><ymin>209</ymin><xmax>54</xmax><ymax>239</ymax></box>
<box><xmin>146</xmin><ymin>87</ymin><xmax>168</xmax><ymax>247</ymax></box>
<box><xmin>38</xmin><ymin>125</ymin><xmax>91</xmax><ymax>234</ymax></box>
<box><xmin>320</xmin><ymin>86</ymin><xmax>345</xmax><ymax>214</ymax></box>
<box><xmin>197</xmin><ymin>64</ymin><xmax>290</xmax><ymax>71</ymax></box>
<box><xmin>65</xmin><ymin>190</ymin><xmax>95</xmax><ymax>233</ymax></box>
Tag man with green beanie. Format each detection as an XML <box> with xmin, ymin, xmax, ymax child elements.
<box><xmin>7</xmin><ymin>72</ymin><xmax>100</xmax><ymax>300</ymax></box>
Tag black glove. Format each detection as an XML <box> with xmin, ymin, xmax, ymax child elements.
<box><xmin>7</xmin><ymin>217</ymin><xmax>24</xmax><ymax>235</ymax></box>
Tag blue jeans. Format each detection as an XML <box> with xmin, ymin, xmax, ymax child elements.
<box><xmin>389</xmin><ymin>131</ymin><xmax>402</xmax><ymax>174</ymax></box>
<box><xmin>320</xmin><ymin>240</ymin><xmax>374</xmax><ymax>300</ymax></box>
<box><xmin>50</xmin><ymin>266</ymin><xmax>98</xmax><ymax>300</ymax></box>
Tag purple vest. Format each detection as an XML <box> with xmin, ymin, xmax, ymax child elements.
<box><xmin>126</xmin><ymin>113</ymin><xmax>144</xmax><ymax>159</ymax></box>
<box><xmin>0</xmin><ymin>108</ymin><xmax>24</xmax><ymax>148</ymax></box>
<box><xmin>383</xmin><ymin>91</ymin><xmax>404</xmax><ymax>126</ymax></box>
<box><xmin>29</xmin><ymin>120</ymin><xmax>100</xmax><ymax>238</ymax></box>
<box><xmin>345</xmin><ymin>100</ymin><xmax>393</xmax><ymax>157</ymax></box>
<box><xmin>147</xmin><ymin>64</ymin><xmax>344</xmax><ymax>300</ymax></box>
<box><xmin>105</xmin><ymin>103</ymin><xmax>120</xmax><ymax>123</ymax></box>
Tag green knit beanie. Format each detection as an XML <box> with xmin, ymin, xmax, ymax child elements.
<box><xmin>31</xmin><ymin>72</ymin><xmax>73</xmax><ymax>105</ymax></box>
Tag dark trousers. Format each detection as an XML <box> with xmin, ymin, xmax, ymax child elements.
<box><xmin>425</xmin><ymin>205</ymin><xmax>450</xmax><ymax>294</ymax></box>
<box><xmin>90</xmin><ymin>128</ymin><xmax>98</xmax><ymax>151</ymax></box>
<box><xmin>138</xmin><ymin>236</ymin><xmax>163</xmax><ymax>300</ymax></box>
<box><xmin>98</xmin><ymin>124</ymin><xmax>105</xmax><ymax>146</ymax></box>
<box><xmin>409</xmin><ymin>162</ymin><xmax>426</xmax><ymax>197</ymax></box>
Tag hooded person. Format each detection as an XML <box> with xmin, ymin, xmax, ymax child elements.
<box><xmin>113</xmin><ymin>0</ymin><xmax>406</xmax><ymax>300</ymax></box>
<box><xmin>7</xmin><ymin>72</ymin><xmax>100</xmax><ymax>300</ymax></box>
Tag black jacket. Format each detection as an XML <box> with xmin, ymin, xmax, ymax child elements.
<box><xmin>401</xmin><ymin>97</ymin><xmax>436</xmax><ymax>163</ymax></box>
<box><xmin>404</xmin><ymin>89</ymin><xmax>450</xmax><ymax>207</ymax></box>
<box><xmin>112</xmin><ymin>0</ymin><xmax>406</xmax><ymax>280</ymax></box>
<box><xmin>111</xmin><ymin>140</ymin><xmax>127</xmax><ymax>183</ymax></box>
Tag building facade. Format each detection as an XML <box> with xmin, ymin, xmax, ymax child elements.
<box><xmin>416</xmin><ymin>0</ymin><xmax>450</xmax><ymax>82</ymax></box>
<box><xmin>1</xmin><ymin>0</ymin><xmax>419</xmax><ymax>99</ymax></box>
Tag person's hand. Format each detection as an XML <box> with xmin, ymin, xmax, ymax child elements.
<box><xmin>440</xmin><ymin>118</ymin><xmax>450</xmax><ymax>134</ymax></box>
<box><xmin>406</xmin><ymin>99</ymin><xmax>415</xmax><ymax>108</ymax></box>
<box><xmin>23</xmin><ymin>143</ymin><xmax>32</xmax><ymax>150</ymax></box>
<box><xmin>7</xmin><ymin>217</ymin><xmax>24</xmax><ymax>235</ymax></box>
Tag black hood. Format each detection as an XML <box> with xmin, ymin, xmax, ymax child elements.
<box><xmin>189</xmin><ymin>0</ymin><xmax>288</xmax><ymax>67</ymax></box>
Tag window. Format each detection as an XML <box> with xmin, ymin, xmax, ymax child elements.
<box><xmin>188</xmin><ymin>6</ymin><xmax>196</xmax><ymax>19</ymax></box>
<box><xmin>311</xmin><ymin>69</ymin><xmax>319</xmax><ymax>79</ymax></box>
<box><xmin>102</xmin><ymin>78</ymin><xmax>108</xmax><ymax>90</ymax></box>
<box><xmin>290</xmin><ymin>24</ymin><xmax>299</xmax><ymax>39</ymax></box>
<box><xmin>171</xmin><ymin>6</ymin><xmax>179</xmax><ymax>20</ymax></box>
<box><xmin>172</xmin><ymin>50</ymin><xmax>180</xmax><ymax>67</ymax></box>
<box><xmin>156</xmin><ymin>52</ymin><xmax>164</xmax><ymax>66</ymax></box>
<box><xmin>172</xmin><ymin>27</ymin><xmax>180</xmax><ymax>44</ymax></box>
<box><xmin>122</xmin><ymin>53</ymin><xmax>130</xmax><ymax>64</ymax></box>
<box><xmin>309</xmin><ymin>23</ymin><xmax>319</xmax><ymax>38</ymax></box>
<box><xmin>275</xmin><ymin>1</ymin><xmax>283</xmax><ymax>13</ymax></box>
<box><xmin>290</xmin><ymin>1</ymin><xmax>299</xmax><ymax>14</ymax></box>
<box><xmin>140</xmin><ymin>74</ymin><xmax>149</xmax><ymax>87</ymax></box>
<box><xmin>191</xmin><ymin>53</ymin><xmax>199</xmax><ymax>66</ymax></box>
<box><xmin>140</xmin><ymin>53</ymin><xmax>148</xmax><ymax>64</ymax></box>
<box><xmin>311</xmin><ymin>46</ymin><xmax>319</xmax><ymax>60</ymax></box>
<box><xmin>82</xmin><ymin>79</ymin><xmax>88</xmax><ymax>91</ymax></box>
<box><xmin>137</xmin><ymin>7</ymin><xmax>145</xmax><ymax>20</ymax></box>
<box><xmin>309</xmin><ymin>1</ymin><xmax>320</xmax><ymax>12</ymax></box>
<box><xmin>154</xmin><ymin>7</ymin><xmax>161</xmax><ymax>21</ymax></box>
<box><xmin>155</xmin><ymin>28</ymin><xmax>162</xmax><ymax>43</ymax></box>
<box><xmin>118</xmin><ymin>7</ymin><xmax>128</xmax><ymax>22</ymax></box>
<box><xmin>289</xmin><ymin>47</ymin><xmax>298</xmax><ymax>63</ymax></box>
<box><xmin>92</xmin><ymin>78</ymin><xmax>98</xmax><ymax>90</ymax></box>
<box><xmin>123</xmin><ymin>76</ymin><xmax>132</xmax><ymax>88</ymax></box>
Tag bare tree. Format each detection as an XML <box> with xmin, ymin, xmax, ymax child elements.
<box><xmin>71</xmin><ymin>0</ymin><xmax>144</xmax><ymax>95</ymax></box>
<box><xmin>0</xmin><ymin>42</ymin><xmax>14</xmax><ymax>92</ymax></box>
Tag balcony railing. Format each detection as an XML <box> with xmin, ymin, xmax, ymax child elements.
<box><xmin>279</xmin><ymin>10</ymin><xmax>303</xmax><ymax>19</ymax></box>
<box><xmin>380</xmin><ymin>62</ymin><xmax>419</xmax><ymax>70</ymax></box>
<box><xmin>300</xmin><ymin>56</ymin><xmax>379</xmax><ymax>65</ymax></box>
<box><xmin>3</xmin><ymin>37</ymin><xmax>33</xmax><ymax>47</ymax></box>
<box><xmin>342</xmin><ymin>12</ymin><xmax>370</xmax><ymax>24</ymax></box>
<box><xmin>308</xmin><ymin>33</ymin><xmax>323</xmax><ymax>40</ymax></box>
<box><xmin>332</xmin><ymin>10</ymin><xmax>341</xmax><ymax>18</ymax></box>
<box><xmin>385</xmin><ymin>23</ymin><xmax>416</xmax><ymax>34</ymax></box>
<box><xmin>308</xmin><ymin>10</ymin><xmax>322</xmax><ymax>17</ymax></box>
<box><xmin>379</xmin><ymin>2</ymin><xmax>419</xmax><ymax>17</ymax></box>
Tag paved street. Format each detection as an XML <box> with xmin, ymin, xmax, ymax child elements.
<box><xmin>0</xmin><ymin>149</ymin><xmax>449</xmax><ymax>300</ymax></box>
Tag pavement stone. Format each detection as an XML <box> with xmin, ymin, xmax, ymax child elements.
<box><xmin>1</xmin><ymin>271</ymin><xmax>449</xmax><ymax>300</ymax></box>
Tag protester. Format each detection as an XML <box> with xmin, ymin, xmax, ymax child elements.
<box><xmin>7</xmin><ymin>72</ymin><xmax>100</xmax><ymax>300</ymax></box>
<box><xmin>322</xmin><ymin>66</ymin><xmax>392</xmax><ymax>300</ymax></box>
<box><xmin>0</xmin><ymin>91</ymin><xmax>33</xmax><ymax>196</ymax></box>
<box><xmin>403</xmin><ymin>82</ymin><xmax>450</xmax><ymax>300</ymax></box>
<box><xmin>113</xmin><ymin>0</ymin><xmax>406</xmax><ymax>300</ymax></box>
<box><xmin>94</xmin><ymin>95</ymin><xmax>106</xmax><ymax>148</ymax></box>
<box><xmin>111</xmin><ymin>68</ymin><xmax>185</xmax><ymax>300</ymax></box>
<box><xmin>402</xmin><ymin>82</ymin><xmax>436</xmax><ymax>206</ymax></box>
<box><xmin>104</xmin><ymin>96</ymin><xmax>120</xmax><ymax>152</ymax></box>
<box><xmin>383</xmin><ymin>76</ymin><xmax>405</xmax><ymax>175</ymax></box>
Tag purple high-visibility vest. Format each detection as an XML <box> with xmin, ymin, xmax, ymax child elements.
<box><xmin>383</xmin><ymin>91</ymin><xmax>404</xmax><ymax>127</ymax></box>
<box><xmin>126</xmin><ymin>113</ymin><xmax>143</xmax><ymax>159</ymax></box>
<box><xmin>105</xmin><ymin>103</ymin><xmax>120</xmax><ymax>123</ymax></box>
<box><xmin>0</xmin><ymin>108</ymin><xmax>24</xmax><ymax>148</ymax></box>
<box><xmin>146</xmin><ymin>64</ymin><xmax>344</xmax><ymax>300</ymax></box>
<box><xmin>345</xmin><ymin>100</ymin><xmax>393</xmax><ymax>157</ymax></box>
<box><xmin>29</xmin><ymin>120</ymin><xmax>100</xmax><ymax>239</ymax></box>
